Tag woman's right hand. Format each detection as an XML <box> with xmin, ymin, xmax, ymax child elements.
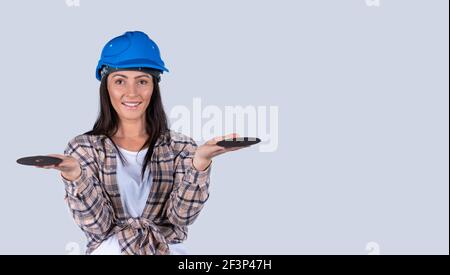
<box><xmin>34</xmin><ymin>154</ymin><xmax>82</xmax><ymax>181</ymax></box>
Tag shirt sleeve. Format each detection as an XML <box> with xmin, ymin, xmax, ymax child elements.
<box><xmin>61</xmin><ymin>136</ymin><xmax>115</xmax><ymax>241</ymax></box>
<box><xmin>166</xmin><ymin>138</ymin><xmax>212</xmax><ymax>226</ymax></box>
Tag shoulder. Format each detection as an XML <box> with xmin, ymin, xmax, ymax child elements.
<box><xmin>64</xmin><ymin>134</ymin><xmax>103</xmax><ymax>155</ymax></box>
<box><xmin>167</xmin><ymin>130</ymin><xmax>196</xmax><ymax>144</ymax></box>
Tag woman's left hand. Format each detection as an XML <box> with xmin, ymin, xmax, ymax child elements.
<box><xmin>192</xmin><ymin>133</ymin><xmax>249</xmax><ymax>171</ymax></box>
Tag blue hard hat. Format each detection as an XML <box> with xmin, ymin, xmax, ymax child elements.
<box><xmin>95</xmin><ymin>31</ymin><xmax>169</xmax><ymax>81</ymax></box>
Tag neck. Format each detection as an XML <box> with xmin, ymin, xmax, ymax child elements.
<box><xmin>115</xmin><ymin>118</ymin><xmax>147</xmax><ymax>139</ymax></box>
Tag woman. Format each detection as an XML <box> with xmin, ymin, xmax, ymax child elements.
<box><xmin>36</xmin><ymin>31</ymin><xmax>247</xmax><ymax>255</ymax></box>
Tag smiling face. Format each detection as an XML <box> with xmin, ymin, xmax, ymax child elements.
<box><xmin>107</xmin><ymin>70</ymin><xmax>154</xmax><ymax>121</ymax></box>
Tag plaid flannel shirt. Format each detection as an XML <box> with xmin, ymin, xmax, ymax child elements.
<box><xmin>61</xmin><ymin>130</ymin><xmax>212</xmax><ymax>255</ymax></box>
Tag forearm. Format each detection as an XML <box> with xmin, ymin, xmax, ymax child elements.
<box><xmin>167</xmin><ymin>158</ymin><xmax>212</xmax><ymax>226</ymax></box>
<box><xmin>62</xmin><ymin>166</ymin><xmax>114</xmax><ymax>237</ymax></box>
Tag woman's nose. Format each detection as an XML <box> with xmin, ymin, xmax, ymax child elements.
<box><xmin>125</xmin><ymin>85</ymin><xmax>139</xmax><ymax>95</ymax></box>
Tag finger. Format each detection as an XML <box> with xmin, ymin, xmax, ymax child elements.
<box><xmin>213</xmin><ymin>133</ymin><xmax>240</xmax><ymax>142</ymax></box>
<box><xmin>36</xmin><ymin>164</ymin><xmax>56</xmax><ymax>169</ymax></box>
<box><xmin>45</xmin><ymin>154</ymin><xmax>67</xmax><ymax>167</ymax></box>
<box><xmin>211</xmin><ymin>135</ymin><xmax>226</xmax><ymax>143</ymax></box>
<box><xmin>207</xmin><ymin>133</ymin><xmax>240</xmax><ymax>146</ymax></box>
<box><xmin>210</xmin><ymin>143</ymin><xmax>250</xmax><ymax>154</ymax></box>
<box><xmin>46</xmin><ymin>154</ymin><xmax>66</xmax><ymax>161</ymax></box>
<box><xmin>223</xmin><ymin>133</ymin><xmax>239</xmax><ymax>140</ymax></box>
<box><xmin>211</xmin><ymin>146</ymin><xmax>228</xmax><ymax>153</ymax></box>
<box><xmin>46</xmin><ymin>154</ymin><xmax>64</xmax><ymax>157</ymax></box>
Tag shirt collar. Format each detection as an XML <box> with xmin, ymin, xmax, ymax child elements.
<box><xmin>91</xmin><ymin>131</ymin><xmax>169</xmax><ymax>152</ymax></box>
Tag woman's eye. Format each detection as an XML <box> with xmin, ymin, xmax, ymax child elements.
<box><xmin>139</xmin><ymin>80</ymin><xmax>148</xmax><ymax>85</ymax></box>
<box><xmin>115</xmin><ymin>79</ymin><xmax>124</xmax><ymax>85</ymax></box>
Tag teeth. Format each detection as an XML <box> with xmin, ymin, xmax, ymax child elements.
<box><xmin>123</xmin><ymin>102</ymin><xmax>140</xmax><ymax>107</ymax></box>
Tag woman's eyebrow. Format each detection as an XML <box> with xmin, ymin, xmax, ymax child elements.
<box><xmin>135</xmin><ymin>74</ymin><xmax>151</xmax><ymax>79</ymax></box>
<box><xmin>111</xmin><ymin>74</ymin><xmax>150</xmax><ymax>79</ymax></box>
<box><xmin>112</xmin><ymin>74</ymin><xmax>128</xmax><ymax>78</ymax></box>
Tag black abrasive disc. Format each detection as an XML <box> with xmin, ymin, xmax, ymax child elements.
<box><xmin>16</xmin><ymin>155</ymin><xmax>63</xmax><ymax>166</ymax></box>
<box><xmin>216</xmin><ymin>137</ymin><xmax>261</xmax><ymax>148</ymax></box>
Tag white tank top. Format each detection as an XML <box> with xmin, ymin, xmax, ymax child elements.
<box><xmin>91</xmin><ymin>146</ymin><xmax>187</xmax><ymax>255</ymax></box>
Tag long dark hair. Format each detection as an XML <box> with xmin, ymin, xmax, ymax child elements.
<box><xmin>84</xmin><ymin>75</ymin><xmax>170</xmax><ymax>181</ymax></box>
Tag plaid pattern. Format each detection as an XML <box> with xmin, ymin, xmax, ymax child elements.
<box><xmin>61</xmin><ymin>130</ymin><xmax>212</xmax><ymax>255</ymax></box>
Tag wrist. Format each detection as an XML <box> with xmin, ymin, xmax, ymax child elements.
<box><xmin>192</xmin><ymin>157</ymin><xmax>212</xmax><ymax>171</ymax></box>
<box><xmin>61</xmin><ymin>167</ymin><xmax>82</xmax><ymax>182</ymax></box>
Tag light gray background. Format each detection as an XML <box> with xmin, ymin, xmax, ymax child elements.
<box><xmin>0</xmin><ymin>0</ymin><xmax>448</xmax><ymax>254</ymax></box>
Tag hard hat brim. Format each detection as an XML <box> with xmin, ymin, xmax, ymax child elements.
<box><xmin>96</xmin><ymin>59</ymin><xmax>169</xmax><ymax>81</ymax></box>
